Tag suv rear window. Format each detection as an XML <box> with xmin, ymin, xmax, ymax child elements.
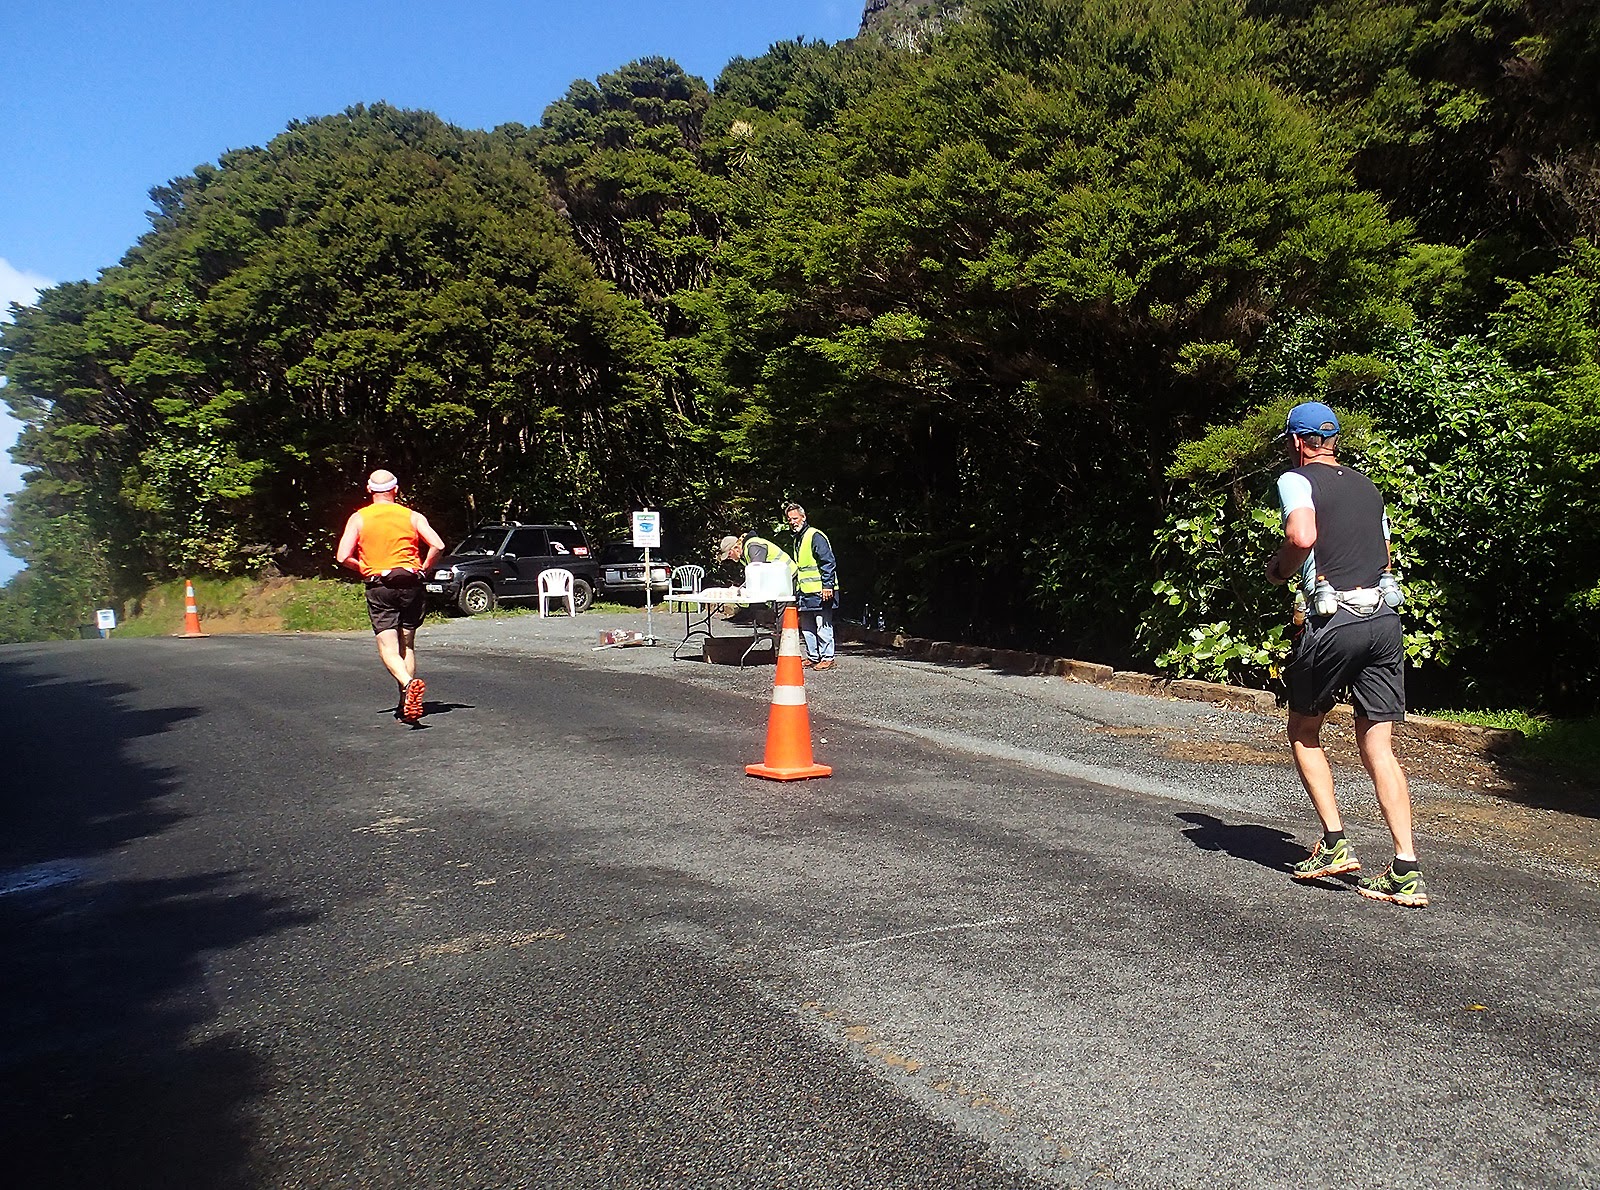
<box><xmin>546</xmin><ymin>526</ymin><xmax>591</xmax><ymax>556</ymax></box>
<box><xmin>505</xmin><ymin>528</ymin><xmax>548</xmax><ymax>557</ymax></box>
<box><xmin>600</xmin><ymin>543</ymin><xmax>647</xmax><ymax>564</ymax></box>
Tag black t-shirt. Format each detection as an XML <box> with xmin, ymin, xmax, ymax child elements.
<box><xmin>1294</xmin><ymin>462</ymin><xmax>1389</xmax><ymax>590</ymax></box>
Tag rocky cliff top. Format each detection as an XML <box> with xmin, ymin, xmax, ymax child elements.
<box><xmin>859</xmin><ymin>0</ymin><xmax>966</xmax><ymax>48</ymax></box>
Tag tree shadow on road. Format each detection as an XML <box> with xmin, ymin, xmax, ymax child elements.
<box><xmin>0</xmin><ymin>653</ymin><xmax>314</xmax><ymax>1189</ymax></box>
<box><xmin>1176</xmin><ymin>811</ymin><xmax>1306</xmax><ymax>874</ymax></box>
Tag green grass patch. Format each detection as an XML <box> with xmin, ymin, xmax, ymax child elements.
<box><xmin>110</xmin><ymin>574</ymin><xmax>633</xmax><ymax>636</ymax></box>
<box><xmin>478</xmin><ymin>603</ymin><xmax>537</xmax><ymax>619</ymax></box>
<box><xmin>463</xmin><ymin>598</ymin><xmax>640</xmax><ymax>618</ymax></box>
<box><xmin>116</xmin><ymin>576</ymin><xmax>268</xmax><ymax>636</ymax></box>
<box><xmin>115</xmin><ymin>575</ymin><xmax>390</xmax><ymax>634</ymax></box>
<box><xmin>1424</xmin><ymin>708</ymin><xmax>1600</xmax><ymax>775</ymax></box>
<box><xmin>281</xmin><ymin>579</ymin><xmax>372</xmax><ymax>632</ymax></box>
<box><xmin>591</xmin><ymin>599</ymin><xmax>644</xmax><ymax>616</ymax></box>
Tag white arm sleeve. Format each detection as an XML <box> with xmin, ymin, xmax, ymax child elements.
<box><xmin>1276</xmin><ymin>471</ymin><xmax>1313</xmax><ymax>520</ymax></box>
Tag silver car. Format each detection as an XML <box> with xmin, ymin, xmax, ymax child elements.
<box><xmin>599</xmin><ymin>543</ymin><xmax>674</xmax><ymax>597</ymax></box>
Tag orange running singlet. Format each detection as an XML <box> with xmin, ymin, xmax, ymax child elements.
<box><xmin>354</xmin><ymin>502</ymin><xmax>422</xmax><ymax>578</ymax></box>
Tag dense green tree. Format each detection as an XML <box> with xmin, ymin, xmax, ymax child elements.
<box><xmin>2</xmin><ymin>105</ymin><xmax>670</xmax><ymax>585</ymax></box>
<box><xmin>695</xmin><ymin>0</ymin><xmax>1407</xmax><ymax>653</ymax></box>
<box><xmin>2</xmin><ymin>0</ymin><xmax>1597</xmax><ymax>715</ymax></box>
<box><xmin>1142</xmin><ymin>316</ymin><xmax>1593</xmax><ymax>710</ymax></box>
<box><xmin>1252</xmin><ymin>0</ymin><xmax>1600</xmax><ymax>315</ymax></box>
<box><xmin>535</xmin><ymin>59</ymin><xmax>721</xmax><ymax>313</ymax></box>
<box><xmin>0</xmin><ymin>512</ymin><xmax>113</xmax><ymax>641</ymax></box>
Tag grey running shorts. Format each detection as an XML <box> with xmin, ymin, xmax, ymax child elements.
<box><xmin>1285</xmin><ymin>611</ymin><xmax>1406</xmax><ymax>721</ymax></box>
<box><xmin>365</xmin><ymin>573</ymin><xmax>426</xmax><ymax>634</ymax></box>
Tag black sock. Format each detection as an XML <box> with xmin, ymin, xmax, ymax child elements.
<box><xmin>1322</xmin><ymin>830</ymin><xmax>1345</xmax><ymax>849</ymax></box>
<box><xmin>1392</xmin><ymin>857</ymin><xmax>1419</xmax><ymax>876</ymax></box>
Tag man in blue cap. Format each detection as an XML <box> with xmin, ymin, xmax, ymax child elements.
<box><xmin>1265</xmin><ymin>402</ymin><xmax>1427</xmax><ymax>907</ymax></box>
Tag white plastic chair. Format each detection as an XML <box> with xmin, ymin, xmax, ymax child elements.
<box><xmin>538</xmin><ymin>567</ymin><xmax>575</xmax><ymax>617</ymax></box>
<box><xmin>666</xmin><ymin>564</ymin><xmax>705</xmax><ymax>611</ymax></box>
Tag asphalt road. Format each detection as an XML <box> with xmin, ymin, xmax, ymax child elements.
<box><xmin>1</xmin><ymin>616</ymin><xmax>1596</xmax><ymax>1189</ymax></box>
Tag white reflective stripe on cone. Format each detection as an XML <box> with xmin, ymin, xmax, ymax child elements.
<box><xmin>771</xmin><ymin>686</ymin><xmax>808</xmax><ymax>706</ymax></box>
<box><xmin>780</xmin><ymin>626</ymin><xmax>802</xmax><ymax>653</ymax></box>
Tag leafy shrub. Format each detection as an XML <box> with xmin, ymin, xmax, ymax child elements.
<box><xmin>1143</xmin><ymin>316</ymin><xmax>1582</xmax><ymax>708</ymax></box>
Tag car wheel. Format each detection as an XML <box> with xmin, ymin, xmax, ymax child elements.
<box><xmin>571</xmin><ymin>578</ymin><xmax>594</xmax><ymax>613</ymax></box>
<box><xmin>458</xmin><ymin>580</ymin><xmax>496</xmax><ymax>615</ymax></box>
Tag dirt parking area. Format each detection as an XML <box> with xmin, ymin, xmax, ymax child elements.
<box><xmin>1126</xmin><ymin>715</ymin><xmax>1600</xmax><ymax>876</ymax></box>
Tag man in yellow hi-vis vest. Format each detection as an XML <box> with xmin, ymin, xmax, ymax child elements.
<box><xmin>784</xmin><ymin>502</ymin><xmax>838</xmax><ymax>669</ymax></box>
<box><xmin>720</xmin><ymin>532</ymin><xmax>798</xmax><ymax>580</ymax></box>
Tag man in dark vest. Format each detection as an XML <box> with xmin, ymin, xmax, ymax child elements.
<box><xmin>1265</xmin><ymin>402</ymin><xmax>1427</xmax><ymax>907</ymax></box>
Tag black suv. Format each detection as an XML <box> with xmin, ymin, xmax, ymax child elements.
<box><xmin>424</xmin><ymin>523</ymin><xmax>599</xmax><ymax>615</ymax></box>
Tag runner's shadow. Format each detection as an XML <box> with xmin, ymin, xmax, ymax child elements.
<box><xmin>374</xmin><ymin>701</ymin><xmax>476</xmax><ymax>729</ymax></box>
<box><xmin>373</xmin><ymin>702</ymin><xmax>474</xmax><ymax>717</ymax></box>
<box><xmin>1176</xmin><ymin>812</ymin><xmax>1304</xmax><ymax>874</ymax></box>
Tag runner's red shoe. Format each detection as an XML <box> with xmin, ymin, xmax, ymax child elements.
<box><xmin>401</xmin><ymin>678</ymin><xmax>426</xmax><ymax>722</ymax></box>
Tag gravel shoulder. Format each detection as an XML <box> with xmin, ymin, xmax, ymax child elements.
<box><xmin>414</xmin><ymin>607</ymin><xmax>1600</xmax><ymax>881</ymax></box>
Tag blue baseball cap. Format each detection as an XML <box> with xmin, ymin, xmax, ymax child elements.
<box><xmin>1285</xmin><ymin>401</ymin><xmax>1340</xmax><ymax>437</ymax></box>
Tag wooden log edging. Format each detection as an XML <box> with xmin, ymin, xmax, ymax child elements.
<box><xmin>837</xmin><ymin>622</ymin><xmax>1522</xmax><ymax>756</ymax></box>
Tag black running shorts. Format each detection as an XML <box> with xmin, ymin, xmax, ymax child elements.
<box><xmin>1285</xmin><ymin>611</ymin><xmax>1406</xmax><ymax>722</ymax></box>
<box><xmin>365</xmin><ymin>573</ymin><xmax>426</xmax><ymax>634</ymax></box>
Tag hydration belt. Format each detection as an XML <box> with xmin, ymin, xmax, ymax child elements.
<box><xmin>1332</xmin><ymin>587</ymin><xmax>1384</xmax><ymax>616</ymax></box>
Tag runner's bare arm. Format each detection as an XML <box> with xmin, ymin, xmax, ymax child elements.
<box><xmin>335</xmin><ymin>512</ymin><xmax>363</xmax><ymax>572</ymax></box>
<box><xmin>1267</xmin><ymin>507</ymin><xmax>1316</xmax><ymax>584</ymax></box>
<box><xmin>413</xmin><ymin>513</ymin><xmax>446</xmax><ymax>571</ymax></box>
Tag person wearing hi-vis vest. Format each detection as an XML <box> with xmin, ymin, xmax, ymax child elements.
<box><xmin>336</xmin><ymin>469</ymin><xmax>446</xmax><ymax>723</ymax></box>
<box><xmin>783</xmin><ymin>502</ymin><xmax>838</xmax><ymax>669</ymax></box>
<box><xmin>719</xmin><ymin>531</ymin><xmax>798</xmax><ymax>629</ymax></box>
<box><xmin>720</xmin><ymin>531</ymin><xmax>798</xmax><ymax>585</ymax></box>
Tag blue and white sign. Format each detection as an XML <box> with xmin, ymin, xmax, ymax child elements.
<box><xmin>95</xmin><ymin>608</ymin><xmax>117</xmax><ymax>631</ymax></box>
<box><xmin>631</xmin><ymin>510</ymin><xmax>661</xmax><ymax>549</ymax></box>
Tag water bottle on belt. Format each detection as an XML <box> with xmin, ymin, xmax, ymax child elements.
<box><xmin>1292</xmin><ymin>590</ymin><xmax>1307</xmax><ymax>627</ymax></box>
<box><xmin>1378</xmin><ymin>569</ymin><xmax>1404</xmax><ymax>608</ymax></box>
<box><xmin>1312</xmin><ymin>575</ymin><xmax>1338</xmax><ymax>617</ymax></box>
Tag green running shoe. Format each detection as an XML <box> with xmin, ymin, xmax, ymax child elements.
<box><xmin>1291</xmin><ymin>836</ymin><xmax>1362</xmax><ymax>881</ymax></box>
<box><xmin>1357</xmin><ymin>864</ymin><xmax>1429</xmax><ymax>907</ymax></box>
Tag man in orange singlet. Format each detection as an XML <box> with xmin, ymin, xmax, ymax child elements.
<box><xmin>336</xmin><ymin>469</ymin><xmax>446</xmax><ymax>723</ymax></box>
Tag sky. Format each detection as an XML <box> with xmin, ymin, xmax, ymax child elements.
<box><xmin>0</xmin><ymin>0</ymin><xmax>865</xmax><ymax>584</ymax></box>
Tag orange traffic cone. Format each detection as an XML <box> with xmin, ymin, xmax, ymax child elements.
<box><xmin>746</xmin><ymin>605</ymin><xmax>832</xmax><ymax>781</ymax></box>
<box><xmin>176</xmin><ymin>579</ymin><xmax>210</xmax><ymax>638</ymax></box>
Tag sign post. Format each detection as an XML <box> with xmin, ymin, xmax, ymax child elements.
<box><xmin>632</xmin><ymin>510</ymin><xmax>662</xmax><ymax>644</ymax></box>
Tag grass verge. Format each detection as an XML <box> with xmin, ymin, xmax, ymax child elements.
<box><xmin>118</xmin><ymin>575</ymin><xmax>386</xmax><ymax>635</ymax></box>
<box><xmin>1425</xmin><ymin>708</ymin><xmax>1600</xmax><ymax>776</ymax></box>
<box><xmin>114</xmin><ymin>576</ymin><xmax>630</xmax><ymax>636</ymax></box>
<box><xmin>281</xmin><ymin>580</ymin><xmax>373</xmax><ymax>632</ymax></box>
<box><xmin>116</xmin><ymin>577</ymin><xmax>292</xmax><ymax>636</ymax></box>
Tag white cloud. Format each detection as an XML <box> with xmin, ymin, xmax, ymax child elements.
<box><xmin>0</xmin><ymin>258</ymin><xmax>51</xmax><ymax>320</ymax></box>
<box><xmin>0</xmin><ymin>258</ymin><xmax>53</xmax><ymax>582</ymax></box>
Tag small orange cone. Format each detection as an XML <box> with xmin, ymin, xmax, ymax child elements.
<box><xmin>746</xmin><ymin>605</ymin><xmax>831</xmax><ymax>781</ymax></box>
<box><xmin>176</xmin><ymin>579</ymin><xmax>210</xmax><ymax>638</ymax></box>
